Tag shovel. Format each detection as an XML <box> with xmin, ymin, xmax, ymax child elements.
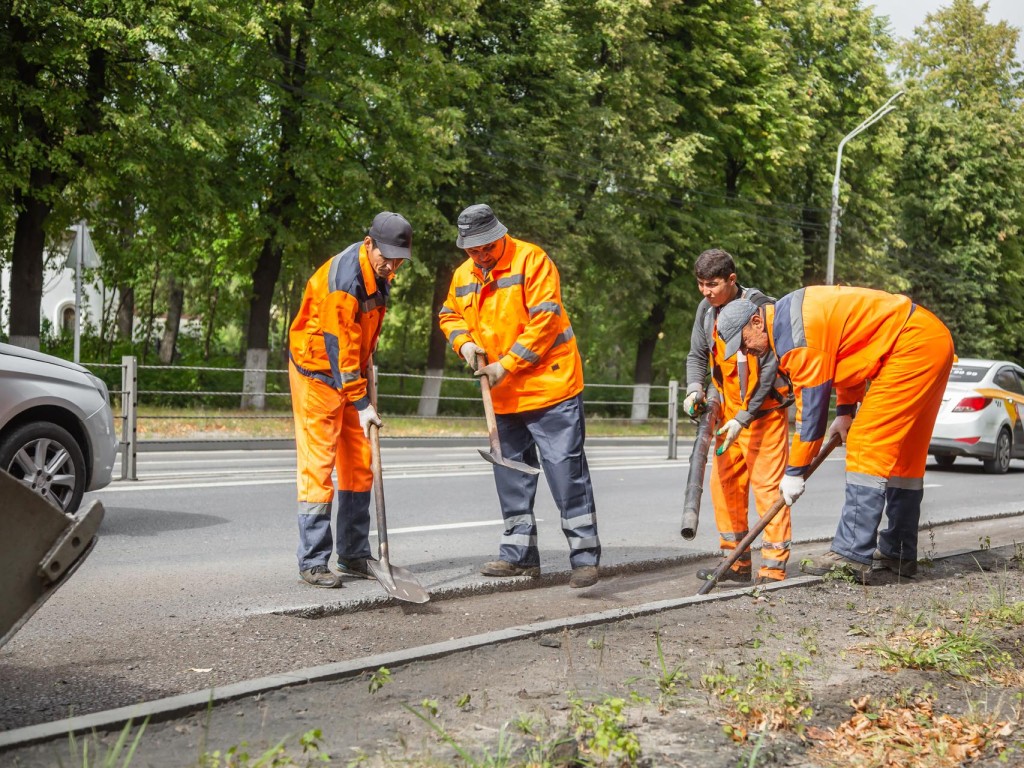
<box><xmin>363</xmin><ymin>366</ymin><xmax>430</xmax><ymax>604</ymax></box>
<box><xmin>475</xmin><ymin>352</ymin><xmax>540</xmax><ymax>475</ymax></box>
<box><xmin>696</xmin><ymin>433</ymin><xmax>842</xmax><ymax>595</ymax></box>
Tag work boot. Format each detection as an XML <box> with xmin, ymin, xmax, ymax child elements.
<box><xmin>754</xmin><ymin>575</ymin><xmax>784</xmax><ymax>586</ymax></box>
<box><xmin>299</xmin><ymin>564</ymin><xmax>343</xmax><ymax>588</ymax></box>
<box><xmin>872</xmin><ymin>549</ymin><xmax>919</xmax><ymax>578</ymax></box>
<box><xmin>800</xmin><ymin>551</ymin><xmax>873</xmax><ymax>584</ymax></box>
<box><xmin>480</xmin><ymin>560</ymin><xmax>541</xmax><ymax>578</ymax></box>
<box><xmin>569</xmin><ymin>565</ymin><xmax>599</xmax><ymax>589</ymax></box>
<box><xmin>336</xmin><ymin>557</ymin><xmax>374</xmax><ymax>580</ymax></box>
<box><xmin>695</xmin><ymin>566</ymin><xmax>751</xmax><ymax>584</ymax></box>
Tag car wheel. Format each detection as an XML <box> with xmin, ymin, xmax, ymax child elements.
<box><xmin>983</xmin><ymin>428</ymin><xmax>1012</xmax><ymax>475</ymax></box>
<box><xmin>933</xmin><ymin>454</ymin><xmax>956</xmax><ymax>469</ymax></box>
<box><xmin>0</xmin><ymin>422</ymin><xmax>87</xmax><ymax>513</ymax></box>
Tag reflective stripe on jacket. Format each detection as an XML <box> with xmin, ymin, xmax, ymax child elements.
<box><xmin>769</xmin><ymin>286</ymin><xmax>914</xmax><ymax>472</ymax></box>
<box><xmin>288</xmin><ymin>242</ymin><xmax>391</xmax><ymax>410</ymax></box>
<box><xmin>438</xmin><ymin>235</ymin><xmax>583</xmax><ymax>414</ymax></box>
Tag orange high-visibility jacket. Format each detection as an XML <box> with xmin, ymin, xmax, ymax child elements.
<box><xmin>438</xmin><ymin>235</ymin><xmax>583</xmax><ymax>414</ymax></box>
<box><xmin>768</xmin><ymin>286</ymin><xmax>915</xmax><ymax>473</ymax></box>
<box><xmin>288</xmin><ymin>242</ymin><xmax>391</xmax><ymax>410</ymax></box>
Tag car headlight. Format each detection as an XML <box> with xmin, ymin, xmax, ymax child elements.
<box><xmin>85</xmin><ymin>372</ymin><xmax>110</xmax><ymax>402</ymax></box>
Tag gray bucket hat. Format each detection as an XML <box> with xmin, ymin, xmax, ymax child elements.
<box><xmin>717</xmin><ymin>298</ymin><xmax>759</xmax><ymax>359</ymax></box>
<box><xmin>456</xmin><ymin>204</ymin><xmax>508</xmax><ymax>249</ymax></box>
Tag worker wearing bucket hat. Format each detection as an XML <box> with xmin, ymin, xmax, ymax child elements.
<box><xmin>438</xmin><ymin>204</ymin><xmax>601</xmax><ymax>589</ymax></box>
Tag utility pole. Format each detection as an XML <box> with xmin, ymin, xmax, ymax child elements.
<box><xmin>826</xmin><ymin>91</ymin><xmax>904</xmax><ymax>285</ymax></box>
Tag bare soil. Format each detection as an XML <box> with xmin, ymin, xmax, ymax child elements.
<box><xmin>3</xmin><ymin>518</ymin><xmax>1024</xmax><ymax>768</ymax></box>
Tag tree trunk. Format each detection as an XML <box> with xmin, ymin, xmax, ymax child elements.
<box><xmin>242</xmin><ymin>236</ymin><xmax>283</xmax><ymax>409</ymax></box>
<box><xmin>418</xmin><ymin>260</ymin><xmax>456</xmax><ymax>417</ymax></box>
<box><xmin>116</xmin><ymin>284</ymin><xmax>135</xmax><ymax>341</ymax></box>
<box><xmin>8</xmin><ymin>181</ymin><xmax>51</xmax><ymax>350</ymax></box>
<box><xmin>158</xmin><ymin>276</ymin><xmax>184</xmax><ymax>364</ymax></box>
<box><xmin>631</xmin><ymin>257</ymin><xmax>677</xmax><ymax>422</ymax></box>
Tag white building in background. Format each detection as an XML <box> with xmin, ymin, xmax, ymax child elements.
<box><xmin>1</xmin><ymin>260</ymin><xmax>107</xmax><ymax>338</ymax></box>
<box><xmin>1</xmin><ymin>223</ymin><xmax>107</xmax><ymax>341</ymax></box>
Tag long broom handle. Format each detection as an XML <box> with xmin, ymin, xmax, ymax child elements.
<box><xmin>697</xmin><ymin>433</ymin><xmax>842</xmax><ymax>596</ymax></box>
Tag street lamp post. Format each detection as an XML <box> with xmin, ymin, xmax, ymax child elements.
<box><xmin>826</xmin><ymin>91</ymin><xmax>904</xmax><ymax>285</ymax></box>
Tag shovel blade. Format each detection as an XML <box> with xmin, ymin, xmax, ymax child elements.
<box><xmin>477</xmin><ymin>448</ymin><xmax>541</xmax><ymax>475</ymax></box>
<box><xmin>367</xmin><ymin>559</ymin><xmax>430</xmax><ymax>604</ymax></box>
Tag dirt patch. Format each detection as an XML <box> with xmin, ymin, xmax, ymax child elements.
<box><xmin>4</xmin><ymin>531</ymin><xmax>1024</xmax><ymax>767</ymax></box>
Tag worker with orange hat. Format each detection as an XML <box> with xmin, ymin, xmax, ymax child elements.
<box><xmin>714</xmin><ymin>286</ymin><xmax>954</xmax><ymax>583</ymax></box>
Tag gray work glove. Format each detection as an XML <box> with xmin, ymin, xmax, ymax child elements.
<box><xmin>827</xmin><ymin>414</ymin><xmax>853</xmax><ymax>444</ymax></box>
<box><xmin>715</xmin><ymin>418</ymin><xmax>743</xmax><ymax>455</ymax></box>
<box><xmin>357</xmin><ymin>403</ymin><xmax>382</xmax><ymax>438</ymax></box>
<box><xmin>780</xmin><ymin>475</ymin><xmax>805</xmax><ymax>506</ymax></box>
<box><xmin>474</xmin><ymin>360</ymin><xmax>508</xmax><ymax>388</ymax></box>
<box><xmin>683</xmin><ymin>390</ymin><xmax>705</xmax><ymax>417</ymax></box>
<box><xmin>460</xmin><ymin>341</ymin><xmax>483</xmax><ymax>371</ymax></box>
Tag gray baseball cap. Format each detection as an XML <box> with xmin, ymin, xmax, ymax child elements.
<box><xmin>717</xmin><ymin>298</ymin><xmax>759</xmax><ymax>360</ymax></box>
<box><xmin>368</xmin><ymin>211</ymin><xmax>413</xmax><ymax>260</ymax></box>
<box><xmin>456</xmin><ymin>204</ymin><xmax>508</xmax><ymax>249</ymax></box>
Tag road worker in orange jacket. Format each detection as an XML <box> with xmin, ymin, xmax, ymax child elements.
<box><xmin>438</xmin><ymin>203</ymin><xmax>600</xmax><ymax>589</ymax></box>
<box><xmin>684</xmin><ymin>249</ymin><xmax>793</xmax><ymax>585</ymax></box>
<box><xmin>288</xmin><ymin>211</ymin><xmax>412</xmax><ymax>588</ymax></box>
<box><xmin>715</xmin><ymin>286</ymin><xmax>954</xmax><ymax>583</ymax></box>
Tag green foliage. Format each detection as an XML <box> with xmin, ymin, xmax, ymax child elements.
<box><xmin>65</xmin><ymin>718</ymin><xmax>148</xmax><ymax>768</ymax></box>
<box><xmin>568</xmin><ymin>693</ymin><xmax>643</xmax><ymax>764</ymax></box>
<box><xmin>701</xmin><ymin>652</ymin><xmax>815</xmax><ymax>735</ymax></box>
<box><xmin>197</xmin><ymin>728</ymin><xmax>330</xmax><ymax>767</ymax></box>
<box><xmin>367</xmin><ymin>666</ymin><xmax>392</xmax><ymax>694</ymax></box>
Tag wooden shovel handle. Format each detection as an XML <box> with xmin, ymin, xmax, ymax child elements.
<box><xmin>697</xmin><ymin>432</ymin><xmax>842</xmax><ymax>595</ymax></box>
<box><xmin>476</xmin><ymin>352</ymin><xmax>502</xmax><ymax>454</ymax></box>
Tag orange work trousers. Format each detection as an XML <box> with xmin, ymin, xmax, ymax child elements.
<box><xmin>710</xmin><ymin>407</ymin><xmax>791</xmax><ymax>580</ymax></box>
<box><xmin>289</xmin><ymin>362</ymin><xmax>372</xmax><ymax>570</ymax></box>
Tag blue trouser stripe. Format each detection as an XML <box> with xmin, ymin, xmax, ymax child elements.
<box><xmin>296</xmin><ymin>491</ymin><xmax>371</xmax><ymax>569</ymax></box>
<box><xmin>831</xmin><ymin>478</ymin><xmax>886</xmax><ymax>565</ymax></box>
<box><xmin>493</xmin><ymin>394</ymin><xmax>600</xmax><ymax>568</ymax></box>
<box><xmin>878</xmin><ymin>487</ymin><xmax>923</xmax><ymax>561</ymax></box>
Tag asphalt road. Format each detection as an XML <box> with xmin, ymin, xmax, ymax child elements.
<box><xmin>54</xmin><ymin>437</ymin><xmax>1024</xmax><ymax>628</ymax></box>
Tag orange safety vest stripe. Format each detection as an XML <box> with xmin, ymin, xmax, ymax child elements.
<box><xmin>438</xmin><ymin>236</ymin><xmax>583</xmax><ymax>414</ymax></box>
<box><xmin>770</xmin><ymin>286</ymin><xmax>913</xmax><ymax>471</ymax></box>
<box><xmin>289</xmin><ymin>243</ymin><xmax>390</xmax><ymax>407</ymax></box>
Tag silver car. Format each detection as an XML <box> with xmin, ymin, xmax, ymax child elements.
<box><xmin>929</xmin><ymin>357</ymin><xmax>1024</xmax><ymax>474</ymax></box>
<box><xmin>0</xmin><ymin>343</ymin><xmax>117</xmax><ymax>512</ymax></box>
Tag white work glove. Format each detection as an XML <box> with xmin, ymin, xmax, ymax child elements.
<box><xmin>828</xmin><ymin>414</ymin><xmax>853</xmax><ymax>444</ymax></box>
<box><xmin>357</xmin><ymin>403</ymin><xmax>382</xmax><ymax>438</ymax></box>
<box><xmin>683</xmin><ymin>390</ymin><xmax>705</xmax><ymax>417</ymax></box>
<box><xmin>460</xmin><ymin>342</ymin><xmax>483</xmax><ymax>371</ymax></box>
<box><xmin>780</xmin><ymin>475</ymin><xmax>805</xmax><ymax>506</ymax></box>
<box><xmin>715</xmin><ymin>418</ymin><xmax>743</xmax><ymax>455</ymax></box>
<box><xmin>474</xmin><ymin>360</ymin><xmax>508</xmax><ymax>388</ymax></box>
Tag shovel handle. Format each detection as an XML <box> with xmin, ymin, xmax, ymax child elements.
<box><xmin>697</xmin><ymin>433</ymin><xmax>842</xmax><ymax>596</ymax></box>
<box><xmin>366</xmin><ymin>359</ymin><xmax>389</xmax><ymax>556</ymax></box>
<box><xmin>476</xmin><ymin>352</ymin><xmax>502</xmax><ymax>455</ymax></box>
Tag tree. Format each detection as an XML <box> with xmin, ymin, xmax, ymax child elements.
<box><xmin>893</xmin><ymin>0</ymin><xmax>1024</xmax><ymax>357</ymax></box>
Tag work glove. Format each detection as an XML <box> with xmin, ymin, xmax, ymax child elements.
<box><xmin>474</xmin><ymin>360</ymin><xmax>508</xmax><ymax>388</ymax></box>
<box><xmin>715</xmin><ymin>419</ymin><xmax>743</xmax><ymax>455</ymax></box>
<box><xmin>683</xmin><ymin>390</ymin><xmax>705</xmax><ymax>417</ymax></box>
<box><xmin>827</xmin><ymin>414</ymin><xmax>853</xmax><ymax>444</ymax></box>
<box><xmin>779</xmin><ymin>475</ymin><xmax>805</xmax><ymax>506</ymax></box>
<box><xmin>460</xmin><ymin>342</ymin><xmax>483</xmax><ymax>372</ymax></box>
<box><xmin>357</xmin><ymin>403</ymin><xmax>382</xmax><ymax>438</ymax></box>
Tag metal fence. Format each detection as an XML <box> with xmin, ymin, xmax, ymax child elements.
<box><xmin>86</xmin><ymin>357</ymin><xmax>682</xmax><ymax>481</ymax></box>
